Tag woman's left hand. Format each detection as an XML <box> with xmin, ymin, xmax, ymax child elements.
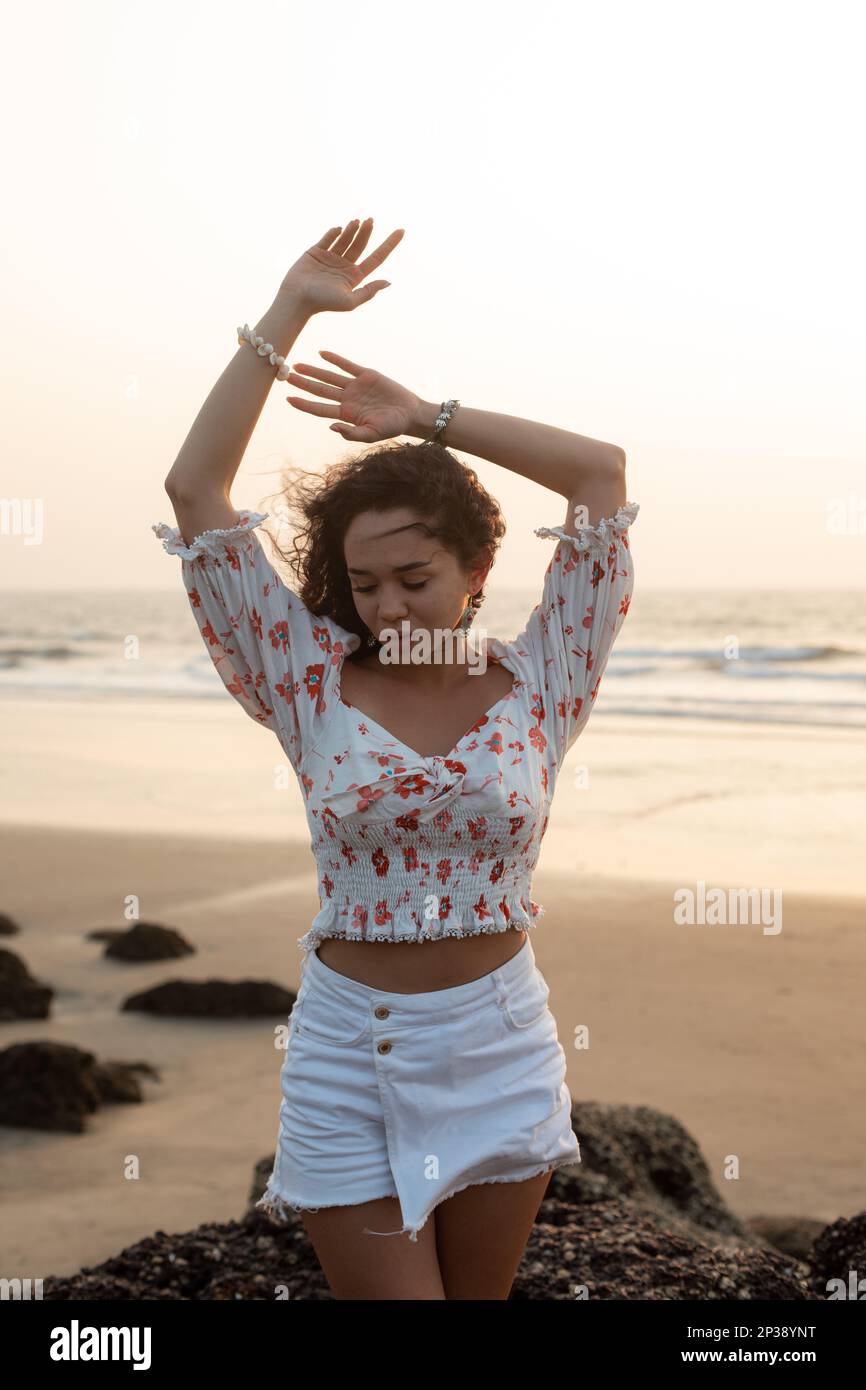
<box><xmin>285</xmin><ymin>351</ymin><xmax>421</xmax><ymax>443</ymax></box>
<box><xmin>279</xmin><ymin>218</ymin><xmax>404</xmax><ymax>315</ymax></box>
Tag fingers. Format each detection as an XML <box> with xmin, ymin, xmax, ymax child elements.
<box><xmin>349</xmin><ymin>281</ymin><xmax>391</xmax><ymax>309</ymax></box>
<box><xmin>314</xmin><ymin>218</ymin><xmax>404</xmax><ymax>272</ymax></box>
<box><xmin>285</xmin><ymin>396</ymin><xmax>341</xmax><ymax>420</ymax></box>
<box><xmin>356</xmin><ymin>228</ymin><xmax>404</xmax><ymax>278</ymax></box>
<box><xmin>318</xmin><ymin>349</ymin><xmax>365</xmax><ymax>375</ymax></box>
<box><xmin>284</xmin><ymin>369</ymin><xmax>341</xmax><ymax>401</ymax></box>
<box><xmin>341</xmin><ymin>218</ymin><xmax>374</xmax><ymax>264</ymax></box>
<box><xmin>314</xmin><ymin>224</ymin><xmax>346</xmax><ymax>249</ymax></box>
<box><xmin>329</xmin><ymin>219</ymin><xmax>362</xmax><ymax>255</ymax></box>
<box><xmin>290</xmin><ymin>360</ymin><xmax>353</xmax><ymax>388</ymax></box>
<box><xmin>327</xmin><ymin>216</ymin><xmax>375</xmax><ymax>260</ymax></box>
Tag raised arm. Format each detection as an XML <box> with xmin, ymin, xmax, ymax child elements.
<box><xmin>164</xmin><ymin>217</ymin><xmax>404</xmax><ymax>546</ymax></box>
<box><xmin>282</xmin><ymin>351</ymin><xmax>626</xmax><ymax>528</ymax></box>
<box><xmin>407</xmin><ymin>401</ymin><xmax>626</xmax><ymax>528</ymax></box>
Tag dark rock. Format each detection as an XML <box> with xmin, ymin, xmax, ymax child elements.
<box><xmin>808</xmin><ymin>1211</ymin><xmax>866</xmax><ymax>1298</ymax></box>
<box><xmin>86</xmin><ymin>929</ymin><xmax>126</xmax><ymax>943</ymax></box>
<box><xmin>29</xmin><ymin>1097</ymin><xmax>843</xmax><ymax>1299</ymax></box>
<box><xmin>42</xmin><ymin>1216</ymin><xmax>332</xmax><ymax>1301</ymax></box>
<box><xmin>544</xmin><ymin>1101</ymin><xmax>757</xmax><ymax>1244</ymax></box>
<box><xmin>38</xmin><ymin>1197</ymin><xmax>821</xmax><ymax>1302</ymax></box>
<box><xmin>0</xmin><ymin>912</ymin><xmax>20</xmax><ymax>935</ymax></box>
<box><xmin>103</xmin><ymin>923</ymin><xmax>196</xmax><ymax>961</ymax></box>
<box><xmin>122</xmin><ymin>980</ymin><xmax>296</xmax><ymax>1018</ymax></box>
<box><xmin>0</xmin><ymin>1041</ymin><xmax>154</xmax><ymax>1132</ymax></box>
<box><xmin>0</xmin><ymin>947</ymin><xmax>53</xmax><ymax>1020</ymax></box>
<box><xmin>94</xmin><ymin>1060</ymin><xmax>162</xmax><ymax>1103</ymax></box>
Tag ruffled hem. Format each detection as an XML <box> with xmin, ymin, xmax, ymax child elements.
<box><xmin>151</xmin><ymin>509</ymin><xmax>270</xmax><ymax>560</ymax></box>
<box><xmin>297</xmin><ymin>899</ymin><xmax>545</xmax><ymax>957</ymax></box>
<box><xmin>534</xmin><ymin>500</ymin><xmax>639</xmax><ymax>552</ymax></box>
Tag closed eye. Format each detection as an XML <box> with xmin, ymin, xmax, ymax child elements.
<box><xmin>353</xmin><ymin>581</ymin><xmax>428</xmax><ymax>594</ymax></box>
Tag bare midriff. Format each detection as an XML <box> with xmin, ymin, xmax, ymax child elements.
<box><xmin>316</xmin><ymin>927</ymin><xmax>528</xmax><ymax>993</ymax></box>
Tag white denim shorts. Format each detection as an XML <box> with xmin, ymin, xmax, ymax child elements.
<box><xmin>255</xmin><ymin>933</ymin><xmax>581</xmax><ymax>1243</ymax></box>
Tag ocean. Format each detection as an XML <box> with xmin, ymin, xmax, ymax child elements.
<box><xmin>3</xmin><ymin>585</ymin><xmax>864</xmax><ymax>730</ymax></box>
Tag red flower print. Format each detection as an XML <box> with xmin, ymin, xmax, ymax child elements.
<box><xmin>430</xmin><ymin>809</ymin><xmax>453</xmax><ymax>834</ymax></box>
<box><xmin>371</xmin><ymin>847</ymin><xmax>390</xmax><ymax>878</ymax></box>
<box><xmin>374</xmin><ymin>900</ymin><xmax>393</xmax><ymax>926</ymax></box>
<box><xmin>312</xmin><ymin>623</ymin><xmax>333</xmax><ymax>656</ymax></box>
<box><xmin>571</xmin><ymin>696</ymin><xmax>584</xmax><ymax>722</ymax></box>
<box><xmin>508</xmin><ymin>816</ymin><xmax>526</xmax><ymax>837</ymax></box>
<box><xmin>473</xmin><ymin>893</ymin><xmax>492</xmax><ymax>921</ymax></box>
<box><xmin>304</xmin><ymin>663</ymin><xmax>325</xmax><ymax>702</ymax></box>
<box><xmin>188</xmin><ymin>586</ymin><xmax>202</xmax><ymax>609</ymax></box>
<box><xmin>340</xmin><ymin>843</ymin><xmax>358</xmax><ymax>867</ymax></box>
<box><xmin>435</xmin><ymin>858</ymin><xmax>452</xmax><ymax>885</ymax></box>
<box><xmin>590</xmin><ymin>559</ymin><xmax>604</xmax><ymax>588</ymax></box>
<box><xmin>321</xmin><ymin>874</ymin><xmax>334</xmax><ymax>899</ymax></box>
<box><xmin>528</xmin><ymin>724</ymin><xmax>547</xmax><ymax>754</ymax></box>
<box><xmin>467</xmin><ymin>816</ymin><xmax>488</xmax><ymax>841</ymax></box>
<box><xmin>581</xmin><ymin>603</ymin><xmax>594</xmax><ymax>631</ymax></box>
<box><xmin>484</xmin><ymin>731</ymin><xmax>503</xmax><ymax>757</ymax></box>
<box><xmin>489</xmin><ymin>858</ymin><xmax>505</xmax><ymax>884</ymax></box>
<box><xmin>351</xmin><ymin>904</ymin><xmax>368</xmax><ymax>930</ymax></box>
<box><xmin>590</xmin><ymin>674</ymin><xmax>602</xmax><ymax>702</ymax></box>
<box><xmin>620</xmin><ymin>591</ymin><xmax>631</xmax><ymax>617</ymax></box>
<box><xmin>201</xmin><ymin>620</ymin><xmax>220</xmax><ymax>648</ymax></box>
<box><xmin>439</xmin><ymin>896</ymin><xmax>452</xmax><ymax>921</ymax></box>
<box><xmin>403</xmin><ymin>846</ymin><xmax>419</xmax><ymax>872</ymax></box>
<box><xmin>529</xmin><ymin>692</ymin><xmax>545</xmax><ymax>723</ymax></box>
<box><xmin>499</xmin><ymin>898</ymin><xmax>511</xmax><ymax>921</ymax></box>
<box><xmin>269</xmin><ymin>618</ymin><xmax>289</xmax><ymax>654</ymax></box>
<box><xmin>395</xmin><ymin>811</ymin><xmax>421</xmax><ymax>832</ymax></box>
<box><xmin>392</xmin><ymin>772</ymin><xmax>432</xmax><ymax>802</ymax></box>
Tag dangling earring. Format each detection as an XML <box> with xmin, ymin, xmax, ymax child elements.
<box><xmin>458</xmin><ymin>599</ymin><xmax>475</xmax><ymax>632</ymax></box>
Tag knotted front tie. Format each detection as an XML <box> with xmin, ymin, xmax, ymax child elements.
<box><xmin>319</xmin><ymin>756</ymin><xmax>500</xmax><ymax>825</ymax></box>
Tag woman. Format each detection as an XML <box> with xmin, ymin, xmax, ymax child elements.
<box><xmin>153</xmin><ymin>216</ymin><xmax>638</xmax><ymax>1300</ymax></box>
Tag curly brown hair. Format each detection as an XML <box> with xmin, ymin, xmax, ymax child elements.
<box><xmin>259</xmin><ymin>441</ymin><xmax>506</xmax><ymax>664</ymax></box>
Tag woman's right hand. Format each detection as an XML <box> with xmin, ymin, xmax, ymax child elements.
<box><xmin>279</xmin><ymin>218</ymin><xmax>404</xmax><ymax>317</ymax></box>
<box><xmin>284</xmin><ymin>350</ymin><xmax>422</xmax><ymax>444</ymax></box>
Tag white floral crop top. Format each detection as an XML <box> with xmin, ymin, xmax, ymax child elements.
<box><xmin>152</xmin><ymin>501</ymin><xmax>639</xmax><ymax>957</ymax></box>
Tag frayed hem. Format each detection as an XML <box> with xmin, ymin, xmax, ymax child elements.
<box><xmin>255</xmin><ymin>1186</ymin><xmax>400</xmax><ymax>1226</ymax></box>
<box><xmin>362</xmin><ymin>1154</ymin><xmax>581</xmax><ymax>1244</ymax></box>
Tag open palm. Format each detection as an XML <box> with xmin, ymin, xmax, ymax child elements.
<box><xmin>280</xmin><ymin>219</ymin><xmax>404</xmax><ymax>315</ymax></box>
<box><xmin>285</xmin><ymin>351</ymin><xmax>421</xmax><ymax>443</ymax></box>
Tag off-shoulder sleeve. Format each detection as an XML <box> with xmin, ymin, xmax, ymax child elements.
<box><xmin>507</xmin><ymin>501</ymin><xmax>638</xmax><ymax>770</ymax></box>
<box><xmin>151</xmin><ymin>509</ymin><xmax>359</xmax><ymax>771</ymax></box>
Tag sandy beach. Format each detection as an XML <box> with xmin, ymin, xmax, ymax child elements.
<box><xmin>1</xmin><ymin>693</ymin><xmax>865</xmax><ymax>1279</ymax></box>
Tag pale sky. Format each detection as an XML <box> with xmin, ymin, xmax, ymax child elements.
<box><xmin>2</xmin><ymin>0</ymin><xmax>864</xmax><ymax>591</ymax></box>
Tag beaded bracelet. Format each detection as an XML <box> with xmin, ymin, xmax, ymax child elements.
<box><xmin>237</xmin><ymin>323</ymin><xmax>292</xmax><ymax>381</ymax></box>
<box><xmin>425</xmin><ymin>398</ymin><xmax>461</xmax><ymax>445</ymax></box>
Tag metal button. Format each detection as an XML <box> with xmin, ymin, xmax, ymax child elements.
<box><xmin>377</xmin><ymin>1040</ymin><xmax>392</xmax><ymax>1054</ymax></box>
<box><xmin>374</xmin><ymin>1006</ymin><xmax>390</xmax><ymax>1019</ymax></box>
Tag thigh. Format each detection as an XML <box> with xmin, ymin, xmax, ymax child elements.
<box><xmin>300</xmin><ymin>1196</ymin><xmax>445</xmax><ymax>1301</ymax></box>
<box><xmin>434</xmin><ymin>1169</ymin><xmax>555</xmax><ymax>1300</ymax></box>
